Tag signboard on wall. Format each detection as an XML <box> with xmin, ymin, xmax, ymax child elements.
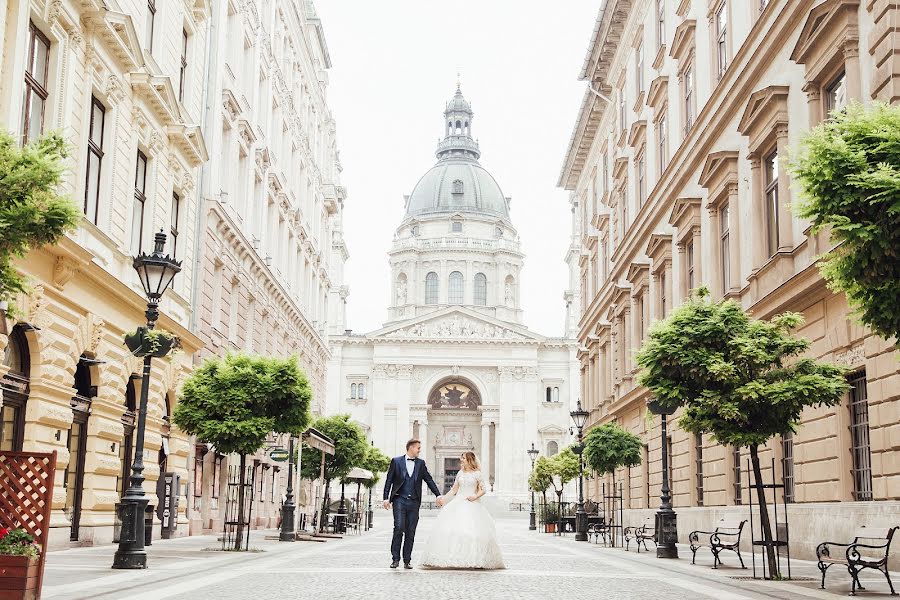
<box><xmin>156</xmin><ymin>472</ymin><xmax>180</xmax><ymax>539</ymax></box>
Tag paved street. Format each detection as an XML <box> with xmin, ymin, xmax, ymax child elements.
<box><xmin>40</xmin><ymin>513</ymin><xmax>895</xmax><ymax>600</ymax></box>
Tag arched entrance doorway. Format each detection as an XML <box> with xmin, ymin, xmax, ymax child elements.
<box><xmin>426</xmin><ymin>377</ymin><xmax>482</xmax><ymax>493</ymax></box>
<box><xmin>1</xmin><ymin>325</ymin><xmax>31</xmax><ymax>451</ymax></box>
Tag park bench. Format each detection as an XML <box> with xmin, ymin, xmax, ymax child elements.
<box><xmin>689</xmin><ymin>517</ymin><xmax>747</xmax><ymax>569</ymax></box>
<box><xmin>816</xmin><ymin>525</ymin><xmax>897</xmax><ymax>596</ymax></box>
<box><xmin>624</xmin><ymin>516</ymin><xmax>656</xmax><ymax>552</ymax></box>
<box><xmin>588</xmin><ymin>518</ymin><xmax>609</xmax><ymax>545</ymax></box>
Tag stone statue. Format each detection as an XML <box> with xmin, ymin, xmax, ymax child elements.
<box><xmin>505</xmin><ymin>281</ymin><xmax>514</xmax><ymax>306</ymax></box>
<box><xmin>396</xmin><ymin>280</ymin><xmax>407</xmax><ymax>305</ymax></box>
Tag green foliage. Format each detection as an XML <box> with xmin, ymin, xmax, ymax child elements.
<box><xmin>357</xmin><ymin>445</ymin><xmax>391</xmax><ymax>489</ymax></box>
<box><xmin>172</xmin><ymin>353</ymin><xmax>312</xmax><ymax>456</ymax></box>
<box><xmin>790</xmin><ymin>102</ymin><xmax>900</xmax><ymax>342</ymax></box>
<box><xmin>300</xmin><ymin>414</ymin><xmax>368</xmax><ymax>484</ymax></box>
<box><xmin>636</xmin><ymin>289</ymin><xmax>849</xmax><ymax>447</ymax></box>
<box><xmin>0</xmin><ymin>131</ymin><xmax>80</xmax><ymax>307</ymax></box>
<box><xmin>529</xmin><ymin>455</ymin><xmax>553</xmax><ymax>493</ymax></box>
<box><xmin>0</xmin><ymin>528</ymin><xmax>39</xmax><ymax>559</ymax></box>
<box><xmin>124</xmin><ymin>328</ymin><xmax>179</xmax><ymax>356</ymax></box>
<box><xmin>583</xmin><ymin>422</ymin><xmax>642</xmax><ymax>476</ymax></box>
<box><xmin>547</xmin><ymin>447</ymin><xmax>580</xmax><ymax>495</ymax></box>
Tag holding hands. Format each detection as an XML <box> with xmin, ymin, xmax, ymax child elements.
<box><xmin>436</xmin><ymin>495</ymin><xmax>445</xmax><ymax>507</ymax></box>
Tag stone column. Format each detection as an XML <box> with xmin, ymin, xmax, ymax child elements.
<box><xmin>843</xmin><ymin>42</ymin><xmax>861</xmax><ymax>102</ymax></box>
<box><xmin>481</xmin><ymin>422</ymin><xmax>491</xmax><ymax>480</ymax></box>
<box><xmin>803</xmin><ymin>81</ymin><xmax>822</xmax><ymax>126</ymax></box>
<box><xmin>691</xmin><ymin>227</ymin><xmax>702</xmax><ymax>287</ymax></box>
<box><xmin>491</xmin><ymin>422</ymin><xmax>498</xmax><ymax>491</ymax></box>
<box><xmin>419</xmin><ymin>421</ymin><xmax>429</xmax><ymax>462</ymax></box>
<box><xmin>726</xmin><ymin>184</ymin><xmax>741</xmax><ymax>293</ymax></box>
<box><xmin>748</xmin><ymin>154</ymin><xmax>767</xmax><ymax>272</ymax></box>
<box><xmin>707</xmin><ymin>204</ymin><xmax>723</xmax><ymax>297</ymax></box>
<box><xmin>775</xmin><ymin>124</ymin><xmax>793</xmax><ymax>253</ymax></box>
<box><xmin>676</xmin><ymin>242</ymin><xmax>687</xmax><ymax>300</ymax></box>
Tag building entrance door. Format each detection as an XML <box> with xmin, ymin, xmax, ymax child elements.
<box><xmin>443</xmin><ymin>457</ymin><xmax>460</xmax><ymax>493</ymax></box>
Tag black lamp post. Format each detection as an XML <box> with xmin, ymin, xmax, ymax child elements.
<box><xmin>279</xmin><ymin>435</ymin><xmax>296</xmax><ymax>541</ymax></box>
<box><xmin>527</xmin><ymin>442</ymin><xmax>539</xmax><ymax>531</ymax></box>
<box><xmin>113</xmin><ymin>232</ymin><xmax>181</xmax><ymax>570</ymax></box>
<box><xmin>649</xmin><ymin>399</ymin><xmax>678</xmax><ymax>559</ymax></box>
<box><xmin>367</xmin><ymin>441</ymin><xmax>374</xmax><ymax>530</ymax></box>
<box><xmin>569</xmin><ymin>400</ymin><xmax>590</xmax><ymax>542</ymax></box>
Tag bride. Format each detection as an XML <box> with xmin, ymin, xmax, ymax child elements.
<box><xmin>420</xmin><ymin>451</ymin><xmax>505</xmax><ymax>569</ymax></box>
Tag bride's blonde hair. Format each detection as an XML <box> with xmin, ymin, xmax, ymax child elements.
<box><xmin>460</xmin><ymin>451</ymin><xmax>479</xmax><ymax>471</ymax></box>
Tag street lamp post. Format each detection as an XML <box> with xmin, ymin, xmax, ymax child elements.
<box><xmin>367</xmin><ymin>440</ymin><xmax>375</xmax><ymax>530</ymax></box>
<box><xmin>649</xmin><ymin>400</ymin><xmax>678</xmax><ymax>559</ymax></box>
<box><xmin>570</xmin><ymin>400</ymin><xmax>589</xmax><ymax>542</ymax></box>
<box><xmin>113</xmin><ymin>232</ymin><xmax>181</xmax><ymax>570</ymax></box>
<box><xmin>527</xmin><ymin>442</ymin><xmax>539</xmax><ymax>531</ymax></box>
<box><xmin>279</xmin><ymin>435</ymin><xmax>296</xmax><ymax>541</ymax></box>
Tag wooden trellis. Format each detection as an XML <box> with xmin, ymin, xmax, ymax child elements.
<box><xmin>0</xmin><ymin>451</ymin><xmax>57</xmax><ymax>599</ymax></box>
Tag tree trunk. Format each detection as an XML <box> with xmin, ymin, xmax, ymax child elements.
<box><xmin>319</xmin><ymin>479</ymin><xmax>331</xmax><ymax>533</ymax></box>
<box><xmin>750</xmin><ymin>444</ymin><xmax>779</xmax><ymax>578</ymax></box>
<box><xmin>235</xmin><ymin>453</ymin><xmax>246</xmax><ymax>551</ymax></box>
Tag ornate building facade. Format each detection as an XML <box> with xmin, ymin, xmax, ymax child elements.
<box><xmin>189</xmin><ymin>0</ymin><xmax>347</xmax><ymax>533</ymax></box>
<box><xmin>0</xmin><ymin>0</ymin><xmax>210</xmax><ymax>547</ymax></box>
<box><xmin>560</xmin><ymin>0</ymin><xmax>900</xmax><ymax>559</ymax></box>
<box><xmin>328</xmin><ymin>88</ymin><xmax>577</xmax><ymax>502</ymax></box>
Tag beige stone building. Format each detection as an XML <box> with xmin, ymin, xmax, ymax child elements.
<box><xmin>560</xmin><ymin>0</ymin><xmax>900</xmax><ymax>560</ymax></box>
<box><xmin>188</xmin><ymin>0</ymin><xmax>347</xmax><ymax>534</ymax></box>
<box><xmin>0</xmin><ymin>0</ymin><xmax>210</xmax><ymax>548</ymax></box>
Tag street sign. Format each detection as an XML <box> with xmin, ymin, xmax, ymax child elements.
<box><xmin>269</xmin><ymin>448</ymin><xmax>290</xmax><ymax>462</ymax></box>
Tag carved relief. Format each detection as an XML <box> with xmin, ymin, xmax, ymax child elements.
<box><xmin>834</xmin><ymin>344</ymin><xmax>865</xmax><ymax>368</ymax></box>
<box><xmin>385</xmin><ymin>316</ymin><xmax>525</xmax><ymax>340</ymax></box>
<box><xmin>52</xmin><ymin>256</ymin><xmax>79</xmax><ymax>288</ymax></box>
<box><xmin>498</xmin><ymin>366</ymin><xmax>538</xmax><ymax>381</ymax></box>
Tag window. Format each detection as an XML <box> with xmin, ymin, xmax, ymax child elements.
<box><xmin>0</xmin><ymin>327</ymin><xmax>30</xmax><ymax>453</ymax></box>
<box><xmin>425</xmin><ymin>272</ymin><xmax>439</xmax><ymax>304</ymax></box>
<box><xmin>84</xmin><ymin>97</ymin><xmax>105</xmax><ymax>224</ymax></box>
<box><xmin>715</xmin><ymin>3</ymin><xmax>728</xmax><ymax>80</ymax></box>
<box><xmin>619</xmin><ymin>87</ymin><xmax>627</xmax><ymax>134</ymax></box>
<box><xmin>170</xmin><ymin>192</ymin><xmax>180</xmax><ymax>258</ymax></box>
<box><xmin>636</xmin><ymin>43</ymin><xmax>645</xmax><ymax>95</ymax></box>
<box><xmin>451</xmin><ymin>221</ymin><xmax>462</xmax><ymax>233</ymax></box>
<box><xmin>212</xmin><ymin>456</ymin><xmax>222</xmax><ymax>499</ymax></box>
<box><xmin>686</xmin><ymin>239</ymin><xmax>695</xmax><ymax>290</ymax></box>
<box><xmin>760</xmin><ymin>0</ymin><xmax>770</xmax><ymax>11</ymax></box>
<box><xmin>132</xmin><ymin>151</ymin><xmax>148</xmax><ymax>253</ymax></box>
<box><xmin>179</xmin><ymin>29</ymin><xmax>188</xmax><ymax>103</ymax></box>
<box><xmin>474</xmin><ymin>273</ymin><xmax>487</xmax><ymax>305</ymax></box>
<box><xmin>636</xmin><ymin>295</ymin><xmax>645</xmax><ymax>341</ymax></box>
<box><xmin>764</xmin><ymin>151</ymin><xmax>779</xmax><ymax>257</ymax></box>
<box><xmin>781</xmin><ymin>433</ymin><xmax>794</xmax><ymax>503</ymax></box>
<box><xmin>546</xmin><ymin>387</ymin><xmax>552</xmax><ymax>402</ymax></box>
<box><xmin>720</xmin><ymin>202</ymin><xmax>731</xmax><ymax>291</ymax></box>
<box><xmin>683</xmin><ymin>66</ymin><xmax>695</xmax><ymax>135</ymax></box>
<box><xmin>695</xmin><ymin>432</ymin><xmax>704</xmax><ymax>506</ymax></box>
<box><xmin>448</xmin><ymin>271</ymin><xmax>464</xmax><ymax>304</ymax></box>
<box><xmin>637</xmin><ymin>151</ymin><xmax>647</xmax><ymax>206</ymax></box>
<box><xmin>359</xmin><ymin>383</ymin><xmax>366</xmax><ymax>399</ymax></box>
<box><xmin>658</xmin><ymin>115</ymin><xmax>668</xmax><ymax>173</ymax></box>
<box><xmin>552</xmin><ymin>387</ymin><xmax>560</xmax><ymax>402</ymax></box>
<box><xmin>146</xmin><ymin>0</ymin><xmax>156</xmax><ymax>53</ymax></box>
<box><xmin>23</xmin><ymin>22</ymin><xmax>51</xmax><ymax>145</ymax></box>
<box><xmin>732</xmin><ymin>446</ymin><xmax>742</xmax><ymax>505</ymax></box>
<box><xmin>657</xmin><ymin>0</ymin><xmax>666</xmax><ymax>50</ymax></box>
<box><xmin>350</xmin><ymin>383</ymin><xmax>357</xmax><ymax>399</ymax></box>
<box><xmin>825</xmin><ymin>71</ymin><xmax>847</xmax><ymax>117</ymax></box>
<box><xmin>848</xmin><ymin>371</ymin><xmax>872</xmax><ymax>501</ymax></box>
<box><xmin>547</xmin><ymin>441</ymin><xmax>559</xmax><ymax>456</ymax></box>
<box><xmin>642</xmin><ymin>445</ymin><xmax>651</xmax><ymax>507</ymax></box>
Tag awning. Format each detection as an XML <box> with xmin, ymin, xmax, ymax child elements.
<box><xmin>343</xmin><ymin>467</ymin><xmax>374</xmax><ymax>483</ymax></box>
<box><xmin>302</xmin><ymin>427</ymin><xmax>335</xmax><ymax>455</ymax></box>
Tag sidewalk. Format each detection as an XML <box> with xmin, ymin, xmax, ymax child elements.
<box><xmin>542</xmin><ymin>528</ymin><xmax>896</xmax><ymax>599</ymax></box>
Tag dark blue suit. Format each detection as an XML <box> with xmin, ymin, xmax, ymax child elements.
<box><xmin>383</xmin><ymin>455</ymin><xmax>441</xmax><ymax>563</ymax></box>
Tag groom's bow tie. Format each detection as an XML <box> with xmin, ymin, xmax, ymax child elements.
<box><xmin>406</xmin><ymin>458</ymin><xmax>415</xmax><ymax>461</ymax></box>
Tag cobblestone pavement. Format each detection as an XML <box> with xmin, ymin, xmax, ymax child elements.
<box><xmin>42</xmin><ymin>514</ymin><xmax>892</xmax><ymax>599</ymax></box>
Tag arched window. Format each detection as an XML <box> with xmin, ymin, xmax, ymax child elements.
<box><xmin>67</xmin><ymin>354</ymin><xmax>94</xmax><ymax>541</ymax></box>
<box><xmin>547</xmin><ymin>441</ymin><xmax>559</xmax><ymax>457</ymax></box>
<box><xmin>552</xmin><ymin>387</ymin><xmax>560</xmax><ymax>402</ymax></box>
<box><xmin>359</xmin><ymin>383</ymin><xmax>366</xmax><ymax>399</ymax></box>
<box><xmin>451</xmin><ymin>221</ymin><xmax>462</xmax><ymax>233</ymax></box>
<box><xmin>455</xmin><ymin>120</ymin><xmax>462</xmax><ymax>134</ymax></box>
<box><xmin>118</xmin><ymin>376</ymin><xmax>138</xmax><ymax>496</ymax></box>
<box><xmin>504</xmin><ymin>275</ymin><xmax>516</xmax><ymax>306</ymax></box>
<box><xmin>464</xmin><ymin>121</ymin><xmax>469</xmax><ymax>134</ymax></box>
<box><xmin>448</xmin><ymin>271</ymin><xmax>464</xmax><ymax>304</ymax></box>
<box><xmin>350</xmin><ymin>383</ymin><xmax>357</xmax><ymax>399</ymax></box>
<box><xmin>545</xmin><ymin>387</ymin><xmax>552</xmax><ymax>402</ymax></box>
<box><xmin>452</xmin><ymin>179</ymin><xmax>464</xmax><ymax>194</ymax></box>
<box><xmin>474</xmin><ymin>273</ymin><xmax>487</xmax><ymax>306</ymax></box>
<box><xmin>0</xmin><ymin>325</ymin><xmax>30</xmax><ymax>452</ymax></box>
<box><xmin>425</xmin><ymin>272</ymin><xmax>439</xmax><ymax>304</ymax></box>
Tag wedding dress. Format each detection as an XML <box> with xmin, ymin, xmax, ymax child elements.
<box><xmin>420</xmin><ymin>470</ymin><xmax>505</xmax><ymax>569</ymax></box>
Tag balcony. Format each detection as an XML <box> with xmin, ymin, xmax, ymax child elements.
<box><xmin>391</xmin><ymin>236</ymin><xmax>521</xmax><ymax>254</ymax></box>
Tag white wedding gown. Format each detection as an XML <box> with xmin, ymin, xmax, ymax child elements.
<box><xmin>420</xmin><ymin>470</ymin><xmax>505</xmax><ymax>569</ymax></box>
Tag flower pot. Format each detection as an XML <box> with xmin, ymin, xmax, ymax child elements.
<box><xmin>0</xmin><ymin>555</ymin><xmax>39</xmax><ymax>600</ymax></box>
<box><xmin>545</xmin><ymin>523</ymin><xmax>556</xmax><ymax>533</ymax></box>
<box><xmin>124</xmin><ymin>328</ymin><xmax>177</xmax><ymax>358</ymax></box>
<box><xmin>647</xmin><ymin>399</ymin><xmax>677</xmax><ymax>416</ymax></box>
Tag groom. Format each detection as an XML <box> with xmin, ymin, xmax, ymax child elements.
<box><xmin>382</xmin><ymin>439</ymin><xmax>443</xmax><ymax>569</ymax></box>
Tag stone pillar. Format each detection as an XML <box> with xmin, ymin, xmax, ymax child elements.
<box><xmin>775</xmin><ymin>124</ymin><xmax>793</xmax><ymax>253</ymax></box>
<box><xmin>803</xmin><ymin>81</ymin><xmax>822</xmax><ymax>126</ymax></box>
<box><xmin>843</xmin><ymin>42</ymin><xmax>861</xmax><ymax>102</ymax></box>
<box><xmin>676</xmin><ymin>242</ymin><xmax>687</xmax><ymax>300</ymax></box>
<box><xmin>691</xmin><ymin>227</ymin><xmax>702</xmax><ymax>286</ymax></box>
<box><xmin>491</xmin><ymin>422</ymin><xmax>498</xmax><ymax>491</ymax></box>
<box><xmin>481</xmin><ymin>422</ymin><xmax>491</xmax><ymax>481</ymax></box>
<box><xmin>726</xmin><ymin>184</ymin><xmax>741</xmax><ymax>293</ymax></box>
<box><xmin>419</xmin><ymin>421</ymin><xmax>429</xmax><ymax>463</ymax></box>
<box><xmin>707</xmin><ymin>205</ymin><xmax>723</xmax><ymax>297</ymax></box>
<box><xmin>748</xmin><ymin>154</ymin><xmax>766</xmax><ymax>272</ymax></box>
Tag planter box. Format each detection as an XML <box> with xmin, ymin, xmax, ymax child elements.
<box><xmin>0</xmin><ymin>555</ymin><xmax>39</xmax><ymax>600</ymax></box>
<box><xmin>124</xmin><ymin>328</ymin><xmax>177</xmax><ymax>358</ymax></box>
<box><xmin>545</xmin><ymin>523</ymin><xmax>557</xmax><ymax>533</ymax></box>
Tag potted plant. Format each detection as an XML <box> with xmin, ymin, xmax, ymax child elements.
<box><xmin>543</xmin><ymin>504</ymin><xmax>559</xmax><ymax>533</ymax></box>
<box><xmin>124</xmin><ymin>327</ymin><xmax>180</xmax><ymax>358</ymax></box>
<box><xmin>0</xmin><ymin>528</ymin><xmax>41</xmax><ymax>599</ymax></box>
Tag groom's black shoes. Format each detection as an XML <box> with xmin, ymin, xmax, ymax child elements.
<box><xmin>404</xmin><ymin>562</ymin><xmax>413</xmax><ymax>569</ymax></box>
<box><xmin>390</xmin><ymin>560</ymin><xmax>399</xmax><ymax>569</ymax></box>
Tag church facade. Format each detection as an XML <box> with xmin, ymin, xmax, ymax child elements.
<box><xmin>327</xmin><ymin>88</ymin><xmax>577</xmax><ymax>501</ymax></box>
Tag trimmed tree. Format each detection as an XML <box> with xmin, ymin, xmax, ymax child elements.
<box><xmin>173</xmin><ymin>353</ymin><xmax>312</xmax><ymax>549</ymax></box>
<box><xmin>300</xmin><ymin>414</ymin><xmax>368</xmax><ymax>529</ymax></box>
<box><xmin>636</xmin><ymin>288</ymin><xmax>848</xmax><ymax>577</ymax></box>
<box><xmin>529</xmin><ymin>455</ymin><xmax>553</xmax><ymax>507</ymax></box>
<box><xmin>583</xmin><ymin>422</ymin><xmax>642</xmax><ymax>493</ymax></box>
<box><xmin>547</xmin><ymin>447</ymin><xmax>580</xmax><ymax>528</ymax></box>
<box><xmin>359</xmin><ymin>446</ymin><xmax>391</xmax><ymax>490</ymax></box>
<box><xmin>0</xmin><ymin>131</ymin><xmax>80</xmax><ymax>310</ymax></box>
<box><xmin>790</xmin><ymin>101</ymin><xmax>900</xmax><ymax>343</ymax></box>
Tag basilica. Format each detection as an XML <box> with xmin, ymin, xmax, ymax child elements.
<box><xmin>327</xmin><ymin>87</ymin><xmax>578</xmax><ymax>502</ymax></box>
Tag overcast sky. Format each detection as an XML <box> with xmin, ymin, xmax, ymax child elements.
<box><xmin>316</xmin><ymin>0</ymin><xmax>598</xmax><ymax>336</ymax></box>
